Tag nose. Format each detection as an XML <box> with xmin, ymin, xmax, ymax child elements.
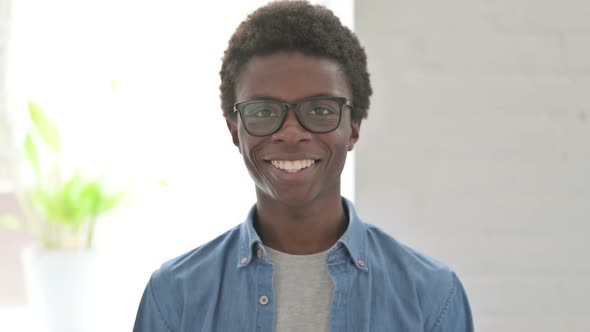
<box><xmin>271</xmin><ymin>109</ymin><xmax>312</xmax><ymax>144</ymax></box>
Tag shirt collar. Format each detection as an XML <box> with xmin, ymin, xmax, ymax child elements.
<box><xmin>237</xmin><ymin>197</ymin><xmax>368</xmax><ymax>271</ymax></box>
<box><xmin>237</xmin><ymin>205</ymin><xmax>263</xmax><ymax>268</ymax></box>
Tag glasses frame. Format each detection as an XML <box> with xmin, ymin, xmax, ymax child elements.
<box><xmin>233</xmin><ymin>96</ymin><xmax>353</xmax><ymax>137</ymax></box>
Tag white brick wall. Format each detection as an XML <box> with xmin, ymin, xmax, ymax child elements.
<box><xmin>355</xmin><ymin>1</ymin><xmax>590</xmax><ymax>331</ymax></box>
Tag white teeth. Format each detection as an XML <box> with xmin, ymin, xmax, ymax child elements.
<box><xmin>270</xmin><ymin>159</ymin><xmax>315</xmax><ymax>173</ymax></box>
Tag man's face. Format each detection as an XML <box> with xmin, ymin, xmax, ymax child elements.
<box><xmin>227</xmin><ymin>52</ymin><xmax>360</xmax><ymax>207</ymax></box>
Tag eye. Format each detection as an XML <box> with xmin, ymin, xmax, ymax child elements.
<box><xmin>309</xmin><ymin>106</ymin><xmax>336</xmax><ymax>116</ymax></box>
<box><xmin>244</xmin><ymin>104</ymin><xmax>280</xmax><ymax>118</ymax></box>
<box><xmin>253</xmin><ymin>108</ymin><xmax>276</xmax><ymax>118</ymax></box>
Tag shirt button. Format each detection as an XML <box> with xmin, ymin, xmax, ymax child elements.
<box><xmin>358</xmin><ymin>259</ymin><xmax>366</xmax><ymax>267</ymax></box>
<box><xmin>257</xmin><ymin>250</ymin><xmax>262</xmax><ymax>258</ymax></box>
<box><xmin>240</xmin><ymin>257</ymin><xmax>248</xmax><ymax>265</ymax></box>
<box><xmin>259</xmin><ymin>295</ymin><xmax>269</xmax><ymax>305</ymax></box>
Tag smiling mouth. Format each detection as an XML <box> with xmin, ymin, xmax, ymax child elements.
<box><xmin>269</xmin><ymin>159</ymin><xmax>316</xmax><ymax>173</ymax></box>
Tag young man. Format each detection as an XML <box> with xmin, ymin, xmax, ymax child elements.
<box><xmin>133</xmin><ymin>1</ymin><xmax>474</xmax><ymax>331</ymax></box>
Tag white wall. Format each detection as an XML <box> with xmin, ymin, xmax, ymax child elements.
<box><xmin>354</xmin><ymin>1</ymin><xmax>590</xmax><ymax>331</ymax></box>
<box><xmin>0</xmin><ymin>0</ymin><xmax>16</xmax><ymax>190</ymax></box>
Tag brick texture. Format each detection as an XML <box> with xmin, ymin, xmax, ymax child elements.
<box><xmin>355</xmin><ymin>1</ymin><xmax>590</xmax><ymax>331</ymax></box>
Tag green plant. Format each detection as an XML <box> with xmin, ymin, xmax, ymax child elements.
<box><xmin>0</xmin><ymin>101</ymin><xmax>125</xmax><ymax>249</ymax></box>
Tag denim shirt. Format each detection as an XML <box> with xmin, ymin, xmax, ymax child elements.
<box><xmin>133</xmin><ymin>198</ymin><xmax>474</xmax><ymax>332</ymax></box>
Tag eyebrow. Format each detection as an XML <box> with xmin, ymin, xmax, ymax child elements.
<box><xmin>244</xmin><ymin>93</ymin><xmax>336</xmax><ymax>103</ymax></box>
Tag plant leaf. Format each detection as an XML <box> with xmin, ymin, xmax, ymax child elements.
<box><xmin>77</xmin><ymin>180</ymin><xmax>103</xmax><ymax>218</ymax></box>
<box><xmin>59</xmin><ymin>173</ymin><xmax>94</xmax><ymax>227</ymax></box>
<box><xmin>0</xmin><ymin>214</ymin><xmax>22</xmax><ymax>230</ymax></box>
<box><xmin>28</xmin><ymin>101</ymin><xmax>61</xmax><ymax>152</ymax></box>
<box><xmin>153</xmin><ymin>178</ymin><xmax>169</xmax><ymax>188</ymax></box>
<box><xmin>110</xmin><ymin>80</ymin><xmax>119</xmax><ymax>93</ymax></box>
<box><xmin>23</xmin><ymin>132</ymin><xmax>40</xmax><ymax>173</ymax></box>
<box><xmin>31</xmin><ymin>185</ymin><xmax>61</xmax><ymax>224</ymax></box>
<box><xmin>98</xmin><ymin>191</ymin><xmax>125</xmax><ymax>215</ymax></box>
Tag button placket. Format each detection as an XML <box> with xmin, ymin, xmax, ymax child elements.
<box><xmin>254</xmin><ymin>257</ymin><xmax>275</xmax><ymax>331</ymax></box>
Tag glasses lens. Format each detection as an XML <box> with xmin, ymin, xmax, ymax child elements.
<box><xmin>242</xmin><ymin>101</ymin><xmax>284</xmax><ymax>135</ymax></box>
<box><xmin>297</xmin><ymin>99</ymin><xmax>342</xmax><ymax>132</ymax></box>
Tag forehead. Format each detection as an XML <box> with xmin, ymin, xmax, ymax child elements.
<box><xmin>235</xmin><ymin>52</ymin><xmax>351</xmax><ymax>103</ymax></box>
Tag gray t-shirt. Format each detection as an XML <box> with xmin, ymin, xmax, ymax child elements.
<box><xmin>264</xmin><ymin>245</ymin><xmax>335</xmax><ymax>332</ymax></box>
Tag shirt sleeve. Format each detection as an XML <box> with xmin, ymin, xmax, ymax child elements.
<box><xmin>133</xmin><ymin>278</ymin><xmax>174</xmax><ymax>332</ymax></box>
<box><xmin>430</xmin><ymin>272</ymin><xmax>474</xmax><ymax>332</ymax></box>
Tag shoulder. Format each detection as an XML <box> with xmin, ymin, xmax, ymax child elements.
<box><xmin>363</xmin><ymin>223</ymin><xmax>471</xmax><ymax>330</ymax></box>
<box><xmin>364</xmin><ymin>222</ymin><xmax>452</xmax><ymax>278</ymax></box>
<box><xmin>146</xmin><ymin>224</ymin><xmax>242</xmax><ymax>317</ymax></box>
<box><xmin>159</xmin><ymin>224</ymin><xmax>241</xmax><ymax>277</ymax></box>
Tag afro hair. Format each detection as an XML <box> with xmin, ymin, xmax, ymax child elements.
<box><xmin>219</xmin><ymin>0</ymin><xmax>372</xmax><ymax>122</ymax></box>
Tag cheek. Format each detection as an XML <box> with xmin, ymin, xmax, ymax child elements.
<box><xmin>333</xmin><ymin>127</ymin><xmax>353</xmax><ymax>151</ymax></box>
<box><xmin>324</xmin><ymin>129</ymin><xmax>353</xmax><ymax>169</ymax></box>
<box><xmin>237</xmin><ymin>124</ymin><xmax>252</xmax><ymax>155</ymax></box>
<box><xmin>237</xmin><ymin>126</ymin><xmax>262</xmax><ymax>169</ymax></box>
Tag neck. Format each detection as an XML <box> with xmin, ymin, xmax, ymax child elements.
<box><xmin>254</xmin><ymin>191</ymin><xmax>348</xmax><ymax>255</ymax></box>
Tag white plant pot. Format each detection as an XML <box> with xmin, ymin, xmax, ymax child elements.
<box><xmin>22</xmin><ymin>246</ymin><xmax>98</xmax><ymax>332</ymax></box>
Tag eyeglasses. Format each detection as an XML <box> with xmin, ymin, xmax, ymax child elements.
<box><xmin>233</xmin><ymin>96</ymin><xmax>353</xmax><ymax>137</ymax></box>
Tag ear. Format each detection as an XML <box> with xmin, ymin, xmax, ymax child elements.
<box><xmin>347</xmin><ymin>120</ymin><xmax>361</xmax><ymax>151</ymax></box>
<box><xmin>226</xmin><ymin>118</ymin><xmax>241</xmax><ymax>152</ymax></box>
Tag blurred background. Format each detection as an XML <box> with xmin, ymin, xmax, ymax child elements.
<box><xmin>0</xmin><ymin>0</ymin><xmax>588</xmax><ymax>331</ymax></box>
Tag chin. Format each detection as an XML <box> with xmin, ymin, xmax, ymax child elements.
<box><xmin>258</xmin><ymin>185</ymin><xmax>318</xmax><ymax>208</ymax></box>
